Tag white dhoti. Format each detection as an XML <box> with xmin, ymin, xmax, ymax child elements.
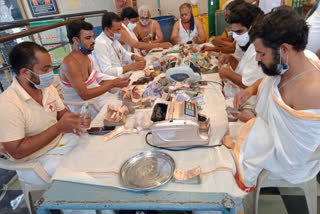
<box><xmin>60</xmin><ymin>55</ymin><xmax>116</xmax><ymax>118</ymax></box>
<box><xmin>229</xmin><ymin>60</ymin><xmax>320</xmax><ymax>191</ymax></box>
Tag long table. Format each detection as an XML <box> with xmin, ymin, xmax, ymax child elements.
<box><xmin>34</xmin><ymin>50</ymin><xmax>245</xmax><ymax>214</ymax></box>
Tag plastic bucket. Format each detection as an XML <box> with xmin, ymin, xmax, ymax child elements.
<box><xmin>151</xmin><ymin>15</ymin><xmax>175</xmax><ymax>42</ymax></box>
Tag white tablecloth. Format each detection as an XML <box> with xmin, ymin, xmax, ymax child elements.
<box><xmin>52</xmin><ymin>51</ymin><xmax>246</xmax><ymax>198</ymax></box>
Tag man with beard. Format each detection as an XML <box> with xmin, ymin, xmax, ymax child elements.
<box><xmin>93</xmin><ymin>12</ymin><xmax>146</xmax><ymax>77</ymax></box>
<box><xmin>59</xmin><ymin>20</ymin><xmax>130</xmax><ymax>118</ymax></box>
<box><xmin>225</xmin><ymin>6</ymin><xmax>320</xmax><ymax>193</ymax></box>
<box><xmin>170</xmin><ymin>3</ymin><xmax>206</xmax><ymax>45</ymax></box>
<box><xmin>0</xmin><ymin>41</ymin><xmax>91</xmax><ymax>185</ymax></box>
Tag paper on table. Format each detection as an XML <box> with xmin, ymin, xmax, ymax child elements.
<box><xmin>52</xmin><ymin>55</ymin><xmax>247</xmax><ymax>198</ymax></box>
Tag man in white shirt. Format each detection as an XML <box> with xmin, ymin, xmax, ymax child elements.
<box><xmin>218</xmin><ymin>3</ymin><xmax>265</xmax><ymax>93</ymax></box>
<box><xmin>306</xmin><ymin>0</ymin><xmax>320</xmax><ymax>55</ymax></box>
<box><xmin>258</xmin><ymin>0</ymin><xmax>281</xmax><ymax>13</ymax></box>
<box><xmin>0</xmin><ymin>42</ymin><xmax>91</xmax><ymax>185</ymax></box>
<box><xmin>217</xmin><ymin>2</ymin><xmax>265</xmax><ymax>122</ymax></box>
<box><xmin>119</xmin><ymin>7</ymin><xmax>172</xmax><ymax>55</ymax></box>
<box><xmin>229</xmin><ymin>6</ymin><xmax>320</xmax><ymax>192</ymax></box>
<box><xmin>93</xmin><ymin>12</ymin><xmax>146</xmax><ymax>77</ymax></box>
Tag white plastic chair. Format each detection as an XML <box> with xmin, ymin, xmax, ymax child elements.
<box><xmin>244</xmin><ymin>169</ymin><xmax>317</xmax><ymax>214</ymax></box>
<box><xmin>0</xmin><ymin>147</ymin><xmax>51</xmax><ymax>214</ymax></box>
<box><xmin>53</xmin><ymin>76</ymin><xmax>102</xmax><ymax>113</ymax></box>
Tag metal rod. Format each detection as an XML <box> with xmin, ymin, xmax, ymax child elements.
<box><xmin>0</xmin><ymin>64</ymin><xmax>11</xmax><ymax>72</ymax></box>
<box><xmin>0</xmin><ymin>17</ymin><xmax>85</xmax><ymax>44</ymax></box>
<box><xmin>0</xmin><ymin>21</ymin><xmax>30</xmax><ymax>32</ymax></box>
<box><xmin>0</xmin><ymin>10</ymin><xmax>107</xmax><ymax>26</ymax></box>
<box><xmin>46</xmin><ymin>42</ymin><xmax>69</xmax><ymax>52</ymax></box>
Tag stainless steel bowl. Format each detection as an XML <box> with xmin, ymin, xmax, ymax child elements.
<box><xmin>119</xmin><ymin>151</ymin><xmax>175</xmax><ymax>190</ymax></box>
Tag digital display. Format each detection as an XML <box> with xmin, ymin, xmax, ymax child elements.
<box><xmin>185</xmin><ymin>102</ymin><xmax>196</xmax><ymax>117</ymax></box>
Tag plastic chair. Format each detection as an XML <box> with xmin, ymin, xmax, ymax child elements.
<box><xmin>0</xmin><ymin>147</ymin><xmax>51</xmax><ymax>214</ymax></box>
<box><xmin>244</xmin><ymin>169</ymin><xmax>317</xmax><ymax>214</ymax></box>
<box><xmin>53</xmin><ymin>76</ymin><xmax>102</xmax><ymax>113</ymax></box>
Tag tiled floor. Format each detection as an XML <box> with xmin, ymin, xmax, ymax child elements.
<box><xmin>1</xmin><ymin>169</ymin><xmax>320</xmax><ymax>214</ymax></box>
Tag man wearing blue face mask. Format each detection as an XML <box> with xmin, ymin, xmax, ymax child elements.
<box><xmin>93</xmin><ymin>12</ymin><xmax>146</xmax><ymax>77</ymax></box>
<box><xmin>60</xmin><ymin>20</ymin><xmax>130</xmax><ymax>118</ymax></box>
<box><xmin>133</xmin><ymin>5</ymin><xmax>164</xmax><ymax>44</ymax></box>
<box><xmin>0</xmin><ymin>41</ymin><xmax>91</xmax><ymax>185</ymax></box>
<box><xmin>225</xmin><ymin>6</ymin><xmax>320</xmax><ymax>195</ymax></box>
<box><xmin>119</xmin><ymin>7</ymin><xmax>172</xmax><ymax>56</ymax></box>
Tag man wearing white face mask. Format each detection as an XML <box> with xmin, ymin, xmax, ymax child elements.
<box><xmin>93</xmin><ymin>12</ymin><xmax>146</xmax><ymax>77</ymax></box>
<box><xmin>133</xmin><ymin>5</ymin><xmax>164</xmax><ymax>43</ymax></box>
<box><xmin>218</xmin><ymin>3</ymin><xmax>265</xmax><ymax>100</ymax></box>
<box><xmin>225</xmin><ymin>6</ymin><xmax>320</xmax><ymax>195</ymax></box>
<box><xmin>119</xmin><ymin>7</ymin><xmax>172</xmax><ymax>55</ymax></box>
<box><xmin>0</xmin><ymin>42</ymin><xmax>91</xmax><ymax>185</ymax></box>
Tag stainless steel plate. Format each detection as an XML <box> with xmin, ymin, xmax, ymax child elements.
<box><xmin>120</xmin><ymin>151</ymin><xmax>175</xmax><ymax>190</ymax></box>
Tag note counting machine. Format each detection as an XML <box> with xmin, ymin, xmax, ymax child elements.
<box><xmin>150</xmin><ymin>101</ymin><xmax>210</xmax><ymax>147</ymax></box>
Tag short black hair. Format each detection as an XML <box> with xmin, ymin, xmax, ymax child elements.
<box><xmin>9</xmin><ymin>42</ymin><xmax>48</xmax><ymax>76</ymax></box>
<box><xmin>102</xmin><ymin>12</ymin><xmax>121</xmax><ymax>30</ymax></box>
<box><xmin>121</xmin><ymin>7</ymin><xmax>139</xmax><ymax>21</ymax></box>
<box><xmin>225</xmin><ymin>0</ymin><xmax>245</xmax><ymax>11</ymax></box>
<box><xmin>227</xmin><ymin>2</ymin><xmax>263</xmax><ymax>29</ymax></box>
<box><xmin>66</xmin><ymin>20</ymin><xmax>93</xmax><ymax>44</ymax></box>
<box><xmin>249</xmin><ymin>6</ymin><xmax>309</xmax><ymax>52</ymax></box>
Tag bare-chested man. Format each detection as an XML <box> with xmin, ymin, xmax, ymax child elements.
<box><xmin>59</xmin><ymin>20</ymin><xmax>130</xmax><ymax>118</ymax></box>
<box><xmin>170</xmin><ymin>3</ymin><xmax>206</xmax><ymax>45</ymax></box>
<box><xmin>119</xmin><ymin>7</ymin><xmax>172</xmax><ymax>55</ymax></box>
<box><xmin>133</xmin><ymin>5</ymin><xmax>164</xmax><ymax>43</ymax></box>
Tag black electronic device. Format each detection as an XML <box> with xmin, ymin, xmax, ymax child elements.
<box><xmin>87</xmin><ymin>126</ymin><xmax>116</xmax><ymax>135</ymax></box>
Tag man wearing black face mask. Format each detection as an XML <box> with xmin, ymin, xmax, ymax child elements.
<box><xmin>218</xmin><ymin>2</ymin><xmax>265</xmax><ymax>93</ymax></box>
<box><xmin>0</xmin><ymin>42</ymin><xmax>91</xmax><ymax>185</ymax></box>
<box><xmin>59</xmin><ymin>20</ymin><xmax>130</xmax><ymax>118</ymax></box>
<box><xmin>224</xmin><ymin>6</ymin><xmax>320</xmax><ymax>195</ymax></box>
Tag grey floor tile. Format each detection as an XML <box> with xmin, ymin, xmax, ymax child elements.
<box><xmin>0</xmin><ymin>207</ymin><xmax>29</xmax><ymax>214</ymax></box>
<box><xmin>278</xmin><ymin>187</ymin><xmax>304</xmax><ymax>196</ymax></box>
<box><xmin>258</xmin><ymin>195</ymin><xmax>287</xmax><ymax>214</ymax></box>
<box><xmin>0</xmin><ymin>190</ymin><xmax>24</xmax><ymax>210</ymax></box>
<box><xmin>7</xmin><ymin>178</ymin><xmax>22</xmax><ymax>191</ymax></box>
<box><xmin>0</xmin><ymin>169</ymin><xmax>16</xmax><ymax>188</ymax></box>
